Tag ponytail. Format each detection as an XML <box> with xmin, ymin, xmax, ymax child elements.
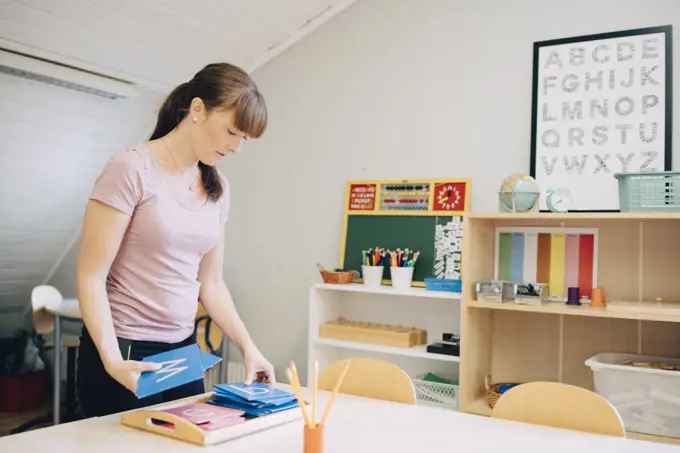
<box><xmin>149</xmin><ymin>82</ymin><xmax>224</xmax><ymax>202</ymax></box>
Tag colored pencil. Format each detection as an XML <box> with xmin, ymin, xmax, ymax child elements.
<box><xmin>320</xmin><ymin>359</ymin><xmax>351</xmax><ymax>426</ymax></box>
<box><xmin>286</xmin><ymin>366</ymin><xmax>312</xmax><ymax>427</ymax></box>
<box><xmin>312</xmin><ymin>360</ymin><xmax>318</xmax><ymax>426</ymax></box>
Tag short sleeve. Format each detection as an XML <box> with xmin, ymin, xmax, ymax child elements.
<box><xmin>218</xmin><ymin>172</ymin><xmax>230</xmax><ymax>225</ymax></box>
<box><xmin>90</xmin><ymin>149</ymin><xmax>147</xmax><ymax>215</ymax></box>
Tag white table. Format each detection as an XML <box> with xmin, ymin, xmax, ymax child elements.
<box><xmin>2</xmin><ymin>385</ymin><xmax>678</xmax><ymax>452</ymax></box>
<box><xmin>45</xmin><ymin>297</ymin><xmax>81</xmax><ymax>425</ymax></box>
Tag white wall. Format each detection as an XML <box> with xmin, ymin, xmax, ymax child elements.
<box><xmin>0</xmin><ymin>71</ymin><xmax>161</xmax><ymax>338</ymax></box>
<box><xmin>219</xmin><ymin>0</ymin><xmax>680</xmax><ymax>381</ymax></box>
<box><xmin>44</xmin><ymin>0</ymin><xmax>680</xmax><ymax>382</ymax></box>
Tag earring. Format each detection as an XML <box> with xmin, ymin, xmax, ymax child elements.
<box><xmin>192</xmin><ymin>117</ymin><xmax>197</xmax><ymax>123</ymax></box>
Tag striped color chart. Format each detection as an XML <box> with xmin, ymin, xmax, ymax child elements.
<box><xmin>496</xmin><ymin>229</ymin><xmax>597</xmax><ymax>299</ymax></box>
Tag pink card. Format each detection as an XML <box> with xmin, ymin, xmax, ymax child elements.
<box><xmin>163</xmin><ymin>403</ymin><xmax>244</xmax><ymax>425</ymax></box>
<box><xmin>200</xmin><ymin>415</ymin><xmax>246</xmax><ymax>431</ymax></box>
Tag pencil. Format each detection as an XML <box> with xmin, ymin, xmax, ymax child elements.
<box><xmin>313</xmin><ymin>360</ymin><xmax>318</xmax><ymax>426</ymax></box>
<box><xmin>287</xmin><ymin>366</ymin><xmax>312</xmax><ymax>427</ymax></box>
<box><xmin>320</xmin><ymin>359</ymin><xmax>351</xmax><ymax>426</ymax></box>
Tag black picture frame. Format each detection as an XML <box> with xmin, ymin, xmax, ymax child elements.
<box><xmin>529</xmin><ymin>25</ymin><xmax>673</xmax><ymax>212</ymax></box>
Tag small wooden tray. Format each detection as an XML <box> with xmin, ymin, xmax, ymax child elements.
<box><xmin>121</xmin><ymin>393</ymin><xmax>306</xmax><ymax>446</ymax></box>
<box><xmin>319</xmin><ymin>318</ymin><xmax>427</xmax><ymax>348</ymax></box>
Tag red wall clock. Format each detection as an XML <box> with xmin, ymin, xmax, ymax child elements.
<box><xmin>433</xmin><ymin>182</ymin><xmax>467</xmax><ymax>211</ymax></box>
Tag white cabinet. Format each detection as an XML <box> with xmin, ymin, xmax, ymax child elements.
<box><xmin>307</xmin><ymin>282</ymin><xmax>461</xmax><ymax>408</ymax></box>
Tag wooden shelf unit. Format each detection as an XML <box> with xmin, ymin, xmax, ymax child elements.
<box><xmin>459</xmin><ymin>212</ymin><xmax>680</xmax><ymax>444</ymax></box>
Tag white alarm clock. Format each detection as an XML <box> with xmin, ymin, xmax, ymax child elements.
<box><xmin>546</xmin><ymin>187</ymin><xmax>573</xmax><ymax>213</ymax></box>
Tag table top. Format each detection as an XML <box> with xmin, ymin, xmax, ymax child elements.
<box><xmin>45</xmin><ymin>297</ymin><xmax>81</xmax><ymax>319</ymax></box>
<box><xmin>1</xmin><ymin>385</ymin><xmax>678</xmax><ymax>452</ymax></box>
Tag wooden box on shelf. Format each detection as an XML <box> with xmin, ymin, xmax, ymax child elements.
<box><xmin>319</xmin><ymin>318</ymin><xmax>427</xmax><ymax>348</ymax></box>
<box><xmin>458</xmin><ymin>212</ymin><xmax>680</xmax><ymax>445</ymax></box>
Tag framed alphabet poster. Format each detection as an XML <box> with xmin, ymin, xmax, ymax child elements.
<box><xmin>530</xmin><ymin>25</ymin><xmax>673</xmax><ymax>212</ymax></box>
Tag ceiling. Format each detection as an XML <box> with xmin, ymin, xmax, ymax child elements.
<box><xmin>0</xmin><ymin>0</ymin><xmax>358</xmax><ymax>91</ymax></box>
<box><xmin>0</xmin><ymin>0</ymin><xmax>358</xmax><ymax>312</ymax></box>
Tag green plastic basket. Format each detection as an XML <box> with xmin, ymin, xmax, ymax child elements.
<box><xmin>615</xmin><ymin>171</ymin><xmax>680</xmax><ymax>212</ymax></box>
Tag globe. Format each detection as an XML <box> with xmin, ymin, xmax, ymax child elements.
<box><xmin>499</xmin><ymin>173</ymin><xmax>540</xmax><ymax>212</ymax></box>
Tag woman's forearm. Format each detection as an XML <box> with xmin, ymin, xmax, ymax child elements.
<box><xmin>76</xmin><ymin>200</ymin><xmax>135</xmax><ymax>368</ymax></box>
<box><xmin>76</xmin><ymin>271</ymin><xmax>123</xmax><ymax>368</ymax></box>
<box><xmin>199</xmin><ymin>280</ymin><xmax>255</xmax><ymax>355</ymax></box>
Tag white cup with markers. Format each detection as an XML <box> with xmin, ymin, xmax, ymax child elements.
<box><xmin>362</xmin><ymin>248</ymin><xmax>386</xmax><ymax>287</ymax></box>
<box><xmin>388</xmin><ymin>249</ymin><xmax>419</xmax><ymax>290</ymax></box>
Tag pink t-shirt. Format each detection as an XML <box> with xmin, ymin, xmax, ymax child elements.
<box><xmin>89</xmin><ymin>143</ymin><xmax>229</xmax><ymax>343</ymax></box>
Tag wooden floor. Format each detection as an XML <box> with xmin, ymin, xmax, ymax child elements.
<box><xmin>0</xmin><ymin>405</ymin><xmax>50</xmax><ymax>437</ymax></box>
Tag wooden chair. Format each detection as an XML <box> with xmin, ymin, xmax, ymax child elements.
<box><xmin>491</xmin><ymin>381</ymin><xmax>625</xmax><ymax>437</ymax></box>
<box><xmin>318</xmin><ymin>358</ymin><xmax>417</xmax><ymax>404</ymax></box>
<box><xmin>194</xmin><ymin>303</ymin><xmax>227</xmax><ymax>391</ymax></box>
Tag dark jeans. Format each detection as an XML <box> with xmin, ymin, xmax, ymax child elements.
<box><xmin>76</xmin><ymin>326</ymin><xmax>205</xmax><ymax>418</ymax></box>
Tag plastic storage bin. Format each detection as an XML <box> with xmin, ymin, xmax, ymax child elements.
<box><xmin>412</xmin><ymin>373</ymin><xmax>458</xmax><ymax>410</ymax></box>
<box><xmin>615</xmin><ymin>171</ymin><xmax>680</xmax><ymax>212</ymax></box>
<box><xmin>585</xmin><ymin>352</ymin><xmax>680</xmax><ymax>438</ymax></box>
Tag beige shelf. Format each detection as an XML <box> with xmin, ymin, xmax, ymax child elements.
<box><xmin>467</xmin><ymin>300</ymin><xmax>680</xmax><ymax>323</ymax></box>
<box><xmin>459</xmin><ymin>212</ymin><xmax>680</xmax><ymax>447</ymax></box>
<box><xmin>466</xmin><ymin>212</ymin><xmax>680</xmax><ymax>220</ymax></box>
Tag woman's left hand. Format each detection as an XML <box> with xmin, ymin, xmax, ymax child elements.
<box><xmin>243</xmin><ymin>345</ymin><xmax>276</xmax><ymax>385</ymax></box>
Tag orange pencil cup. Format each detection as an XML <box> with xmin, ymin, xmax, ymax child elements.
<box><xmin>304</xmin><ymin>424</ymin><xmax>324</xmax><ymax>453</ymax></box>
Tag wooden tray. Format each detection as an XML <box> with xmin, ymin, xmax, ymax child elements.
<box><xmin>121</xmin><ymin>393</ymin><xmax>306</xmax><ymax>446</ymax></box>
<box><xmin>319</xmin><ymin>318</ymin><xmax>427</xmax><ymax>348</ymax></box>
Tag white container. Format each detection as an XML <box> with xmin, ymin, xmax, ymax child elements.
<box><xmin>390</xmin><ymin>267</ymin><xmax>414</xmax><ymax>290</ymax></box>
<box><xmin>361</xmin><ymin>265</ymin><xmax>384</xmax><ymax>287</ymax></box>
<box><xmin>585</xmin><ymin>352</ymin><xmax>680</xmax><ymax>438</ymax></box>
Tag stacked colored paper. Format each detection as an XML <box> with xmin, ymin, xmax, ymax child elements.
<box><xmin>160</xmin><ymin>402</ymin><xmax>245</xmax><ymax>431</ymax></box>
<box><xmin>210</xmin><ymin>382</ymin><xmax>299</xmax><ymax>418</ymax></box>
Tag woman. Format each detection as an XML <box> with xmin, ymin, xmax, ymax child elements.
<box><xmin>75</xmin><ymin>62</ymin><xmax>274</xmax><ymax>418</ymax></box>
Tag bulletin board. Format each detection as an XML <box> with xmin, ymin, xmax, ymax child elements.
<box><xmin>339</xmin><ymin>178</ymin><xmax>471</xmax><ymax>286</ymax></box>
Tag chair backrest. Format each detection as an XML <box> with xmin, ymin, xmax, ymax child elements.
<box><xmin>31</xmin><ymin>285</ymin><xmax>63</xmax><ymax>335</ymax></box>
<box><xmin>491</xmin><ymin>381</ymin><xmax>625</xmax><ymax>437</ymax></box>
<box><xmin>32</xmin><ymin>285</ymin><xmax>63</xmax><ymax>311</ymax></box>
<box><xmin>194</xmin><ymin>303</ymin><xmax>222</xmax><ymax>355</ymax></box>
<box><xmin>318</xmin><ymin>357</ymin><xmax>417</xmax><ymax>405</ymax></box>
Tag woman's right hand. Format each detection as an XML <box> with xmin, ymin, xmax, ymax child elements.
<box><xmin>104</xmin><ymin>359</ymin><xmax>162</xmax><ymax>394</ymax></box>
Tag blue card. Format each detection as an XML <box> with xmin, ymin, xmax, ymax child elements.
<box><xmin>209</xmin><ymin>382</ymin><xmax>299</xmax><ymax>418</ymax></box>
<box><xmin>137</xmin><ymin>344</ymin><xmax>209</xmax><ymax>399</ymax></box>
<box><xmin>213</xmin><ymin>382</ymin><xmax>295</xmax><ymax>402</ymax></box>
<box><xmin>200</xmin><ymin>350</ymin><xmax>222</xmax><ymax>371</ymax></box>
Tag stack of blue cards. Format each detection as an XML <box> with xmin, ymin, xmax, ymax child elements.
<box><xmin>210</xmin><ymin>382</ymin><xmax>299</xmax><ymax>418</ymax></box>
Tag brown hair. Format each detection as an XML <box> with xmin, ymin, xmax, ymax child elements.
<box><xmin>149</xmin><ymin>63</ymin><xmax>267</xmax><ymax>201</ymax></box>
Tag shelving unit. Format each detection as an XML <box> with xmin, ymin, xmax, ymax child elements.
<box><xmin>459</xmin><ymin>212</ymin><xmax>680</xmax><ymax>446</ymax></box>
<box><xmin>308</xmin><ymin>282</ymin><xmax>461</xmax><ymax>407</ymax></box>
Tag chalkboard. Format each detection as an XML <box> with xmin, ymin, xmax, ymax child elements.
<box><xmin>340</xmin><ymin>214</ymin><xmax>463</xmax><ymax>285</ymax></box>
